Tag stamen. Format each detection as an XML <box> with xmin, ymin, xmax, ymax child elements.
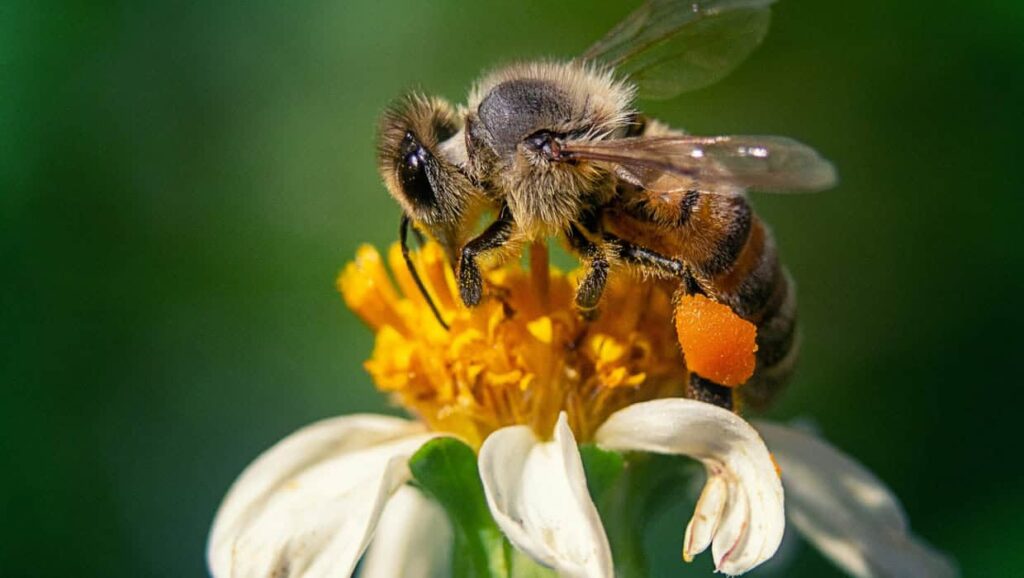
<box><xmin>339</xmin><ymin>241</ymin><xmax>688</xmax><ymax>445</ymax></box>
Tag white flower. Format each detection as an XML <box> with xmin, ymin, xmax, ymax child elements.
<box><xmin>207</xmin><ymin>415</ymin><xmax>440</xmax><ymax>578</ymax></box>
<box><xmin>208</xmin><ymin>400</ymin><xmax>771</xmax><ymax>577</ymax></box>
<box><xmin>207</xmin><ymin>243</ymin><xmax>955</xmax><ymax>577</ymax></box>
<box><xmin>206</xmin><ymin>399</ymin><xmax>955</xmax><ymax>578</ymax></box>
<box><xmin>755</xmin><ymin>421</ymin><xmax>958</xmax><ymax>578</ymax></box>
<box><xmin>592</xmin><ymin>400</ymin><xmax>783</xmax><ymax>574</ymax></box>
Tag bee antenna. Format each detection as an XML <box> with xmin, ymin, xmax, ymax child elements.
<box><xmin>411</xmin><ymin>224</ymin><xmax>427</xmax><ymax>247</ymax></box>
<box><xmin>399</xmin><ymin>215</ymin><xmax>450</xmax><ymax>331</ymax></box>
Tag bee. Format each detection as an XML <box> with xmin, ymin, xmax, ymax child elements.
<box><xmin>376</xmin><ymin>0</ymin><xmax>836</xmax><ymax>409</ymax></box>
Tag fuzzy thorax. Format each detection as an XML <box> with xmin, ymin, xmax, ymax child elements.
<box><xmin>465</xmin><ymin>61</ymin><xmax>635</xmax><ymax>237</ymax></box>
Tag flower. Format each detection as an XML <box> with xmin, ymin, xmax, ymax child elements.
<box><xmin>207</xmin><ymin>242</ymin><xmax>956</xmax><ymax>578</ymax></box>
<box><xmin>341</xmin><ymin>241</ymin><xmax>689</xmax><ymax>447</ymax></box>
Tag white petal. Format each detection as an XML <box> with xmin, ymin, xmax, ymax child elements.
<box><xmin>683</xmin><ymin>474</ymin><xmax>728</xmax><ymax>561</ymax></box>
<box><xmin>594</xmin><ymin>399</ymin><xmax>784</xmax><ymax>575</ymax></box>
<box><xmin>755</xmin><ymin>421</ymin><xmax>958</xmax><ymax>578</ymax></box>
<box><xmin>359</xmin><ymin>485</ymin><xmax>451</xmax><ymax>578</ymax></box>
<box><xmin>207</xmin><ymin>414</ymin><xmax>436</xmax><ymax>578</ymax></box>
<box><xmin>478</xmin><ymin>413</ymin><xmax>613</xmax><ymax>578</ymax></box>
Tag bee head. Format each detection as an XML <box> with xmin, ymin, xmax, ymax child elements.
<box><xmin>377</xmin><ymin>94</ymin><xmax>481</xmax><ymax>260</ymax></box>
<box><xmin>465</xmin><ymin>62</ymin><xmax>634</xmax><ymax>232</ymax></box>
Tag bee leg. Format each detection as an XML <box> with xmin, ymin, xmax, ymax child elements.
<box><xmin>566</xmin><ymin>224</ymin><xmax>610</xmax><ymax>314</ymax></box>
<box><xmin>609</xmin><ymin>236</ymin><xmax>735</xmax><ymax>410</ymax></box>
<box><xmin>687</xmin><ymin>373</ymin><xmax>735</xmax><ymax>411</ymax></box>
<box><xmin>609</xmin><ymin>235</ymin><xmax>706</xmax><ymax>296</ymax></box>
<box><xmin>458</xmin><ymin>209</ymin><xmax>515</xmax><ymax>307</ymax></box>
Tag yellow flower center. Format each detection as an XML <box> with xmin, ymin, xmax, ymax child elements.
<box><xmin>338</xmin><ymin>241</ymin><xmax>687</xmax><ymax>448</ymax></box>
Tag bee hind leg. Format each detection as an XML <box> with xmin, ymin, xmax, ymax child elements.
<box><xmin>610</xmin><ymin>235</ymin><xmax>705</xmax><ymax>295</ymax></box>
<box><xmin>687</xmin><ymin>373</ymin><xmax>735</xmax><ymax>411</ymax></box>
<box><xmin>609</xmin><ymin>236</ymin><xmax>736</xmax><ymax>411</ymax></box>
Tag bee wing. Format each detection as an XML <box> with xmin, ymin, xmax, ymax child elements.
<box><xmin>581</xmin><ymin>0</ymin><xmax>775</xmax><ymax>100</ymax></box>
<box><xmin>561</xmin><ymin>135</ymin><xmax>837</xmax><ymax>193</ymax></box>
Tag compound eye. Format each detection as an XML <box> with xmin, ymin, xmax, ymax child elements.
<box><xmin>399</xmin><ymin>132</ymin><xmax>436</xmax><ymax>208</ymax></box>
<box><xmin>524</xmin><ymin>130</ymin><xmax>561</xmax><ymax>160</ymax></box>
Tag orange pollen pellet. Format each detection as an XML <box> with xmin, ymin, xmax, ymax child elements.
<box><xmin>674</xmin><ymin>294</ymin><xmax>758</xmax><ymax>387</ymax></box>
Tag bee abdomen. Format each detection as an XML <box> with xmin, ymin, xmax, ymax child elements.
<box><xmin>744</xmin><ymin>336</ymin><xmax>800</xmax><ymax>410</ymax></box>
<box><xmin>606</xmin><ymin>189</ymin><xmax>800</xmax><ymax>409</ymax></box>
<box><xmin>702</xmin><ymin>210</ymin><xmax>799</xmax><ymax>410</ymax></box>
<box><xmin>695</xmin><ymin>195</ymin><xmax>753</xmax><ymax>277</ymax></box>
<box><xmin>742</xmin><ymin>268</ymin><xmax>799</xmax><ymax>409</ymax></box>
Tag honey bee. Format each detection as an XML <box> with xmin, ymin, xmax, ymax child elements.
<box><xmin>376</xmin><ymin>0</ymin><xmax>836</xmax><ymax>409</ymax></box>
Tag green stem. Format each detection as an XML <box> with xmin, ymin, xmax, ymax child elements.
<box><xmin>409</xmin><ymin>438</ymin><xmax>557</xmax><ymax>578</ymax></box>
<box><xmin>582</xmin><ymin>446</ymin><xmax>698</xmax><ymax>578</ymax></box>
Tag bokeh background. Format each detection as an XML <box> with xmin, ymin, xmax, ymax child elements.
<box><xmin>4</xmin><ymin>0</ymin><xmax>1022</xmax><ymax>576</ymax></box>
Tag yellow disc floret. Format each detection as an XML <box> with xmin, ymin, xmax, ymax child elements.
<box><xmin>338</xmin><ymin>241</ymin><xmax>687</xmax><ymax>448</ymax></box>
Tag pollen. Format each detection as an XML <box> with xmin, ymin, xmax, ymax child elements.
<box><xmin>338</xmin><ymin>241</ymin><xmax>687</xmax><ymax>447</ymax></box>
<box><xmin>674</xmin><ymin>294</ymin><xmax>758</xmax><ymax>387</ymax></box>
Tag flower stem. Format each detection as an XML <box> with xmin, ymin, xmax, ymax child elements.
<box><xmin>582</xmin><ymin>446</ymin><xmax>699</xmax><ymax>578</ymax></box>
<box><xmin>410</xmin><ymin>438</ymin><xmax>513</xmax><ymax>578</ymax></box>
<box><xmin>410</xmin><ymin>438</ymin><xmax>558</xmax><ymax>578</ymax></box>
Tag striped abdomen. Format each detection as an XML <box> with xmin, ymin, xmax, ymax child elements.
<box><xmin>605</xmin><ymin>189</ymin><xmax>799</xmax><ymax>409</ymax></box>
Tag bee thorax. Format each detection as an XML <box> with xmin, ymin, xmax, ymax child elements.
<box><xmin>477</xmin><ymin>79</ymin><xmax>572</xmax><ymax>159</ymax></box>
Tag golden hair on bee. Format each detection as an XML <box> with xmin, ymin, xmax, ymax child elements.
<box><xmin>376</xmin><ymin>94</ymin><xmax>460</xmax><ymax>220</ymax></box>
<box><xmin>466</xmin><ymin>61</ymin><xmax>635</xmax><ymax>140</ymax></box>
<box><xmin>373</xmin><ymin>0</ymin><xmax>838</xmax><ymax>412</ymax></box>
<box><xmin>463</xmin><ymin>61</ymin><xmax>636</xmax><ymax>237</ymax></box>
<box><xmin>376</xmin><ymin>93</ymin><xmax>483</xmax><ymax>261</ymax></box>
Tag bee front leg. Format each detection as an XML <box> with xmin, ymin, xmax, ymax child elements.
<box><xmin>458</xmin><ymin>209</ymin><xmax>515</xmax><ymax>307</ymax></box>
<box><xmin>566</xmin><ymin>224</ymin><xmax>612</xmax><ymax>313</ymax></box>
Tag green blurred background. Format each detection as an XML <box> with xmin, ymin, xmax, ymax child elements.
<box><xmin>3</xmin><ymin>0</ymin><xmax>1022</xmax><ymax>576</ymax></box>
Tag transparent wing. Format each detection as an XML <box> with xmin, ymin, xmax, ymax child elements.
<box><xmin>560</xmin><ymin>135</ymin><xmax>837</xmax><ymax>193</ymax></box>
<box><xmin>581</xmin><ymin>0</ymin><xmax>776</xmax><ymax>100</ymax></box>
